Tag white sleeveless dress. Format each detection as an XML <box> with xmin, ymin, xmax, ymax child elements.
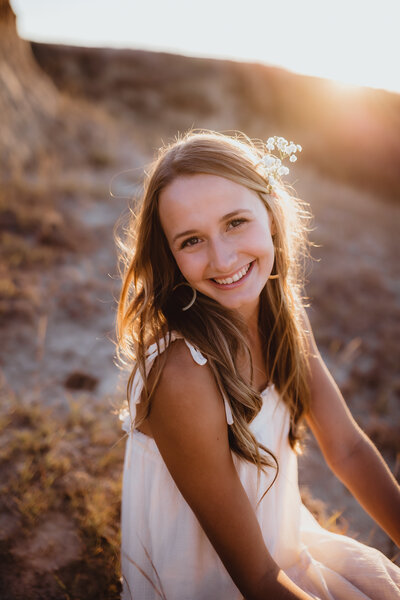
<box><xmin>120</xmin><ymin>331</ymin><xmax>400</xmax><ymax>599</ymax></box>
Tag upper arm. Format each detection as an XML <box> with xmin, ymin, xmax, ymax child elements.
<box><xmin>300</xmin><ymin>307</ymin><xmax>365</xmax><ymax>468</ymax></box>
<box><xmin>146</xmin><ymin>340</ymin><xmax>277</xmax><ymax>597</ymax></box>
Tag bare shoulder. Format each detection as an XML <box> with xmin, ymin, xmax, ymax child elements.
<box><xmin>158</xmin><ymin>337</ymin><xmax>216</xmax><ymax>397</ymax></box>
<box><xmin>148</xmin><ymin>337</ymin><xmax>228</xmax><ymax>442</ymax></box>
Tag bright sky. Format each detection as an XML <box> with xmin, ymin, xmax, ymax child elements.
<box><xmin>10</xmin><ymin>0</ymin><xmax>400</xmax><ymax>94</ymax></box>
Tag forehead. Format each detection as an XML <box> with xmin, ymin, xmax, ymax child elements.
<box><xmin>158</xmin><ymin>174</ymin><xmax>262</xmax><ymax>227</ymax></box>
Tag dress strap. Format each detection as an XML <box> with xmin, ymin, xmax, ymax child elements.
<box><xmin>182</xmin><ymin>339</ymin><xmax>233</xmax><ymax>425</ymax></box>
<box><xmin>183</xmin><ymin>339</ymin><xmax>207</xmax><ymax>366</ymax></box>
<box><xmin>119</xmin><ymin>331</ymin><xmax>234</xmax><ymax>432</ymax></box>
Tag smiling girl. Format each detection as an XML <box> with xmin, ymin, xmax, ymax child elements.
<box><xmin>116</xmin><ymin>131</ymin><xmax>400</xmax><ymax>599</ymax></box>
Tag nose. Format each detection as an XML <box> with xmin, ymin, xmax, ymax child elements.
<box><xmin>208</xmin><ymin>237</ymin><xmax>237</xmax><ymax>274</ymax></box>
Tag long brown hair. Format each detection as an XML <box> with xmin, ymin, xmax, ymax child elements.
<box><xmin>115</xmin><ymin>130</ymin><xmax>314</xmax><ymax>498</ymax></box>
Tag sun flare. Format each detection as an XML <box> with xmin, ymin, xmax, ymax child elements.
<box><xmin>11</xmin><ymin>0</ymin><xmax>400</xmax><ymax>95</ymax></box>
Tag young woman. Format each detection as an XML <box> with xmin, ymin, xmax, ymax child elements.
<box><xmin>116</xmin><ymin>130</ymin><xmax>400</xmax><ymax>599</ymax></box>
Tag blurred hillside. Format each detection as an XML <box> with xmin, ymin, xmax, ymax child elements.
<box><xmin>0</xmin><ymin>1</ymin><xmax>123</xmax><ymax>181</ymax></box>
<box><xmin>32</xmin><ymin>41</ymin><xmax>400</xmax><ymax>200</ymax></box>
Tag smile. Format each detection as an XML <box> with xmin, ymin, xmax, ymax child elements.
<box><xmin>211</xmin><ymin>261</ymin><xmax>254</xmax><ymax>287</ymax></box>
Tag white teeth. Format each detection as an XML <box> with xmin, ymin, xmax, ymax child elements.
<box><xmin>213</xmin><ymin>263</ymin><xmax>251</xmax><ymax>285</ymax></box>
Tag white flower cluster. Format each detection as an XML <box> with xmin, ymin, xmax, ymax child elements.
<box><xmin>261</xmin><ymin>136</ymin><xmax>302</xmax><ymax>192</ymax></box>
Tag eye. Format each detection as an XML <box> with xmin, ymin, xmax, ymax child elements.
<box><xmin>180</xmin><ymin>236</ymin><xmax>201</xmax><ymax>249</ymax></box>
<box><xmin>227</xmin><ymin>218</ymin><xmax>247</xmax><ymax>230</ymax></box>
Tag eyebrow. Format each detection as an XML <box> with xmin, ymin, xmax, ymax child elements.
<box><xmin>172</xmin><ymin>209</ymin><xmax>253</xmax><ymax>244</ymax></box>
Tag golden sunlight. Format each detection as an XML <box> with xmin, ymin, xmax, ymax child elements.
<box><xmin>11</xmin><ymin>0</ymin><xmax>400</xmax><ymax>94</ymax></box>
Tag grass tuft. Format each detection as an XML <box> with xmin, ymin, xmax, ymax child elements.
<box><xmin>0</xmin><ymin>391</ymin><xmax>124</xmax><ymax>599</ymax></box>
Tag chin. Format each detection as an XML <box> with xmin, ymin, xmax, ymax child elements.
<box><xmin>214</xmin><ymin>292</ymin><xmax>261</xmax><ymax>311</ymax></box>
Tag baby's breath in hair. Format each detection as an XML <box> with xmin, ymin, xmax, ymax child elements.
<box><xmin>260</xmin><ymin>136</ymin><xmax>303</xmax><ymax>193</ymax></box>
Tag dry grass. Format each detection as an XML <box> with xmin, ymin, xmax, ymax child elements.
<box><xmin>0</xmin><ymin>385</ymin><xmax>125</xmax><ymax>599</ymax></box>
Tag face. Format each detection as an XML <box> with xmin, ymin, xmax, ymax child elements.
<box><xmin>158</xmin><ymin>174</ymin><xmax>276</xmax><ymax>321</ymax></box>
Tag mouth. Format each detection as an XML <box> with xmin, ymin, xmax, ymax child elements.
<box><xmin>210</xmin><ymin>261</ymin><xmax>254</xmax><ymax>288</ymax></box>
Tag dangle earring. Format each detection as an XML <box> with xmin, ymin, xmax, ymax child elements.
<box><xmin>268</xmin><ymin>273</ymin><xmax>279</xmax><ymax>279</ymax></box>
<box><xmin>172</xmin><ymin>282</ymin><xmax>197</xmax><ymax>311</ymax></box>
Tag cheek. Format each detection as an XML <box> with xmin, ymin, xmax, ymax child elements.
<box><xmin>173</xmin><ymin>252</ymin><xmax>204</xmax><ymax>282</ymax></box>
<box><xmin>249</xmin><ymin>227</ymin><xmax>274</xmax><ymax>257</ymax></box>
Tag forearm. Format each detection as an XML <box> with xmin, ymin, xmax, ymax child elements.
<box><xmin>330</xmin><ymin>432</ymin><xmax>400</xmax><ymax>546</ymax></box>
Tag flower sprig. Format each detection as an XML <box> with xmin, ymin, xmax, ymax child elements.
<box><xmin>260</xmin><ymin>136</ymin><xmax>302</xmax><ymax>193</ymax></box>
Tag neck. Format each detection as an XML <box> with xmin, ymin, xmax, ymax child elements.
<box><xmin>236</xmin><ymin>301</ymin><xmax>269</xmax><ymax>390</ymax></box>
<box><xmin>237</xmin><ymin>301</ymin><xmax>260</xmax><ymax>343</ymax></box>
